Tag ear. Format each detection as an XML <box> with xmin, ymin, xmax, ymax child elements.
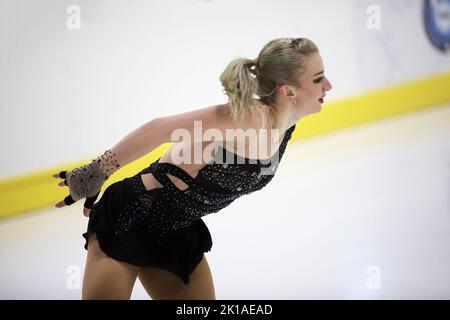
<box><xmin>278</xmin><ymin>84</ymin><xmax>297</xmax><ymax>98</ymax></box>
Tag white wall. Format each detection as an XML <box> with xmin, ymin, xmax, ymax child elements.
<box><xmin>1</xmin><ymin>0</ymin><xmax>449</xmax><ymax>179</ymax></box>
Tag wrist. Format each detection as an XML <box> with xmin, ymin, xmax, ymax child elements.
<box><xmin>96</xmin><ymin>149</ymin><xmax>121</xmax><ymax>179</ymax></box>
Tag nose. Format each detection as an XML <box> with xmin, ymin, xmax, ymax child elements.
<box><xmin>324</xmin><ymin>77</ymin><xmax>332</xmax><ymax>91</ymax></box>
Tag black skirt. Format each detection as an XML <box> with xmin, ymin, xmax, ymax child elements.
<box><xmin>82</xmin><ymin>174</ymin><xmax>213</xmax><ymax>285</ymax></box>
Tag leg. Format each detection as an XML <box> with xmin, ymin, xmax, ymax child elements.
<box><xmin>138</xmin><ymin>255</ymin><xmax>216</xmax><ymax>300</ymax></box>
<box><xmin>82</xmin><ymin>233</ymin><xmax>139</xmax><ymax>300</ymax></box>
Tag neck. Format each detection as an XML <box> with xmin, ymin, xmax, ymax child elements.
<box><xmin>254</xmin><ymin>99</ymin><xmax>301</xmax><ymax>133</ymax></box>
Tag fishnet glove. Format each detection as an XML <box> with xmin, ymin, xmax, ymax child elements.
<box><xmin>53</xmin><ymin>149</ymin><xmax>121</xmax><ymax>216</ymax></box>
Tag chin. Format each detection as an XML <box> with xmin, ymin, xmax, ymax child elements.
<box><xmin>298</xmin><ymin>103</ymin><xmax>321</xmax><ymax>116</ymax></box>
<box><xmin>303</xmin><ymin>107</ymin><xmax>321</xmax><ymax>117</ymax></box>
<box><xmin>312</xmin><ymin>103</ymin><xmax>322</xmax><ymax>114</ymax></box>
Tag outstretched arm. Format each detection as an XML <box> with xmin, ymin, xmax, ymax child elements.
<box><xmin>52</xmin><ymin>103</ymin><xmax>230</xmax><ymax>216</ymax></box>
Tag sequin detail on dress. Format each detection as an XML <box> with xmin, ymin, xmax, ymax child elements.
<box><xmin>113</xmin><ymin>124</ymin><xmax>296</xmax><ymax>246</ymax></box>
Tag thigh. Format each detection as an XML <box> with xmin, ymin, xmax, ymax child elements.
<box><xmin>82</xmin><ymin>233</ymin><xmax>139</xmax><ymax>300</ymax></box>
<box><xmin>138</xmin><ymin>255</ymin><xmax>216</xmax><ymax>300</ymax></box>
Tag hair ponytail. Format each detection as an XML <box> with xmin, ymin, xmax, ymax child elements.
<box><xmin>219</xmin><ymin>57</ymin><xmax>258</xmax><ymax>123</ymax></box>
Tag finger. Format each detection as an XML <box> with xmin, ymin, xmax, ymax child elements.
<box><xmin>58</xmin><ymin>181</ymin><xmax>67</xmax><ymax>187</ymax></box>
<box><xmin>83</xmin><ymin>207</ymin><xmax>91</xmax><ymax>217</ymax></box>
<box><xmin>53</xmin><ymin>171</ymin><xmax>67</xmax><ymax>179</ymax></box>
<box><xmin>55</xmin><ymin>200</ymin><xmax>66</xmax><ymax>208</ymax></box>
<box><xmin>63</xmin><ymin>194</ymin><xmax>75</xmax><ymax>206</ymax></box>
<box><xmin>84</xmin><ymin>191</ymin><xmax>100</xmax><ymax>210</ymax></box>
<box><xmin>83</xmin><ymin>191</ymin><xmax>100</xmax><ymax>217</ymax></box>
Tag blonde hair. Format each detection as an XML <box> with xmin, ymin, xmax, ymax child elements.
<box><xmin>220</xmin><ymin>37</ymin><xmax>318</xmax><ymax>123</ymax></box>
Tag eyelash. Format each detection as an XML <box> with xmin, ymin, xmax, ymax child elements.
<box><xmin>313</xmin><ymin>77</ymin><xmax>324</xmax><ymax>84</ymax></box>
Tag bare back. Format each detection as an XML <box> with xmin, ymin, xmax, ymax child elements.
<box><xmin>141</xmin><ymin>102</ymin><xmax>286</xmax><ymax>192</ymax></box>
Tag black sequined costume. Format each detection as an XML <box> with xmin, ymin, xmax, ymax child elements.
<box><xmin>83</xmin><ymin>124</ymin><xmax>296</xmax><ymax>284</ymax></box>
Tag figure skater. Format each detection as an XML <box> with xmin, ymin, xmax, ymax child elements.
<box><xmin>53</xmin><ymin>37</ymin><xmax>332</xmax><ymax>300</ymax></box>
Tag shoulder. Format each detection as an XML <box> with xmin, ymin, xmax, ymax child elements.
<box><xmin>154</xmin><ymin>103</ymin><xmax>240</xmax><ymax>143</ymax></box>
<box><xmin>155</xmin><ymin>102</ymin><xmax>275</xmax><ymax>144</ymax></box>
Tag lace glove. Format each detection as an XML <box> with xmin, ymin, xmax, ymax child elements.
<box><xmin>53</xmin><ymin>149</ymin><xmax>121</xmax><ymax>216</ymax></box>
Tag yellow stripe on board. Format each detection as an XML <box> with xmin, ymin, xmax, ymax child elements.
<box><xmin>1</xmin><ymin>71</ymin><xmax>450</xmax><ymax>219</ymax></box>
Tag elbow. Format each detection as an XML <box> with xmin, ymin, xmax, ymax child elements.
<box><xmin>149</xmin><ymin>117</ymin><xmax>185</xmax><ymax>144</ymax></box>
<box><xmin>145</xmin><ymin>117</ymin><xmax>170</xmax><ymax>144</ymax></box>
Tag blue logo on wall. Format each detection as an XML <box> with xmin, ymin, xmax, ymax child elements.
<box><xmin>424</xmin><ymin>0</ymin><xmax>450</xmax><ymax>52</ymax></box>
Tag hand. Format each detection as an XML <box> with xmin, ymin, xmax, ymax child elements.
<box><xmin>52</xmin><ymin>149</ymin><xmax>119</xmax><ymax>217</ymax></box>
<box><xmin>52</xmin><ymin>170</ymin><xmax>100</xmax><ymax>217</ymax></box>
